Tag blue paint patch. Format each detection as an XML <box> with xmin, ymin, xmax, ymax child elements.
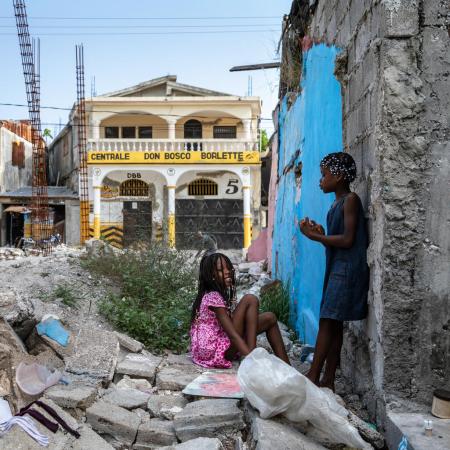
<box><xmin>272</xmin><ymin>43</ymin><xmax>342</xmax><ymax>345</ymax></box>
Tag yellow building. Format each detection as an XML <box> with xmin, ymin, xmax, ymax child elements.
<box><xmin>50</xmin><ymin>75</ymin><xmax>262</xmax><ymax>250</ymax></box>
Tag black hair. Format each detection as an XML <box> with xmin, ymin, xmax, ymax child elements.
<box><xmin>320</xmin><ymin>152</ymin><xmax>357</xmax><ymax>182</ymax></box>
<box><xmin>191</xmin><ymin>252</ymin><xmax>236</xmax><ymax>323</ymax></box>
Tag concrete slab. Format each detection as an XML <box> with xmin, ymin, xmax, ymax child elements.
<box><xmin>65</xmin><ymin>328</ymin><xmax>119</xmax><ymax>384</ymax></box>
<box><xmin>116</xmin><ymin>353</ymin><xmax>162</xmax><ymax>382</ymax></box>
<box><xmin>386</xmin><ymin>412</ymin><xmax>450</xmax><ymax>450</ymax></box>
<box><xmin>102</xmin><ymin>387</ymin><xmax>150</xmax><ymax>410</ymax></box>
<box><xmin>86</xmin><ymin>400</ymin><xmax>141</xmax><ymax>446</ymax></box>
<box><xmin>114</xmin><ymin>331</ymin><xmax>143</xmax><ymax>353</ymax></box>
<box><xmin>173</xmin><ymin>398</ymin><xmax>244</xmax><ymax>442</ymax></box>
<box><xmin>160</xmin><ymin>437</ymin><xmax>224</xmax><ymax>450</ymax></box>
<box><xmin>147</xmin><ymin>394</ymin><xmax>188</xmax><ymax>420</ymax></box>
<box><xmin>156</xmin><ymin>366</ymin><xmax>201</xmax><ymax>391</ymax></box>
<box><xmin>251</xmin><ymin>417</ymin><xmax>327</xmax><ymax>450</ymax></box>
<box><xmin>44</xmin><ymin>383</ymin><xmax>97</xmax><ymax>409</ymax></box>
<box><xmin>70</xmin><ymin>424</ymin><xmax>114</xmax><ymax>450</ymax></box>
<box><xmin>134</xmin><ymin>418</ymin><xmax>178</xmax><ymax>449</ymax></box>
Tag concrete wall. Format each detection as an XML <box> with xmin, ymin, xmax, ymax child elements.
<box><xmin>48</xmin><ymin>126</ymin><xmax>78</xmax><ymax>192</ymax></box>
<box><xmin>275</xmin><ymin>0</ymin><xmax>450</xmax><ymax>424</ymax></box>
<box><xmin>0</xmin><ymin>127</ymin><xmax>32</xmax><ymax>192</ymax></box>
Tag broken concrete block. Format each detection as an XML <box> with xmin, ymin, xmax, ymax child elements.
<box><xmin>0</xmin><ymin>291</ymin><xmax>35</xmax><ymax>340</ymax></box>
<box><xmin>116</xmin><ymin>375</ymin><xmax>154</xmax><ymax>393</ymax></box>
<box><xmin>134</xmin><ymin>418</ymin><xmax>178</xmax><ymax>449</ymax></box>
<box><xmin>102</xmin><ymin>387</ymin><xmax>150</xmax><ymax>410</ymax></box>
<box><xmin>114</xmin><ymin>331</ymin><xmax>143</xmax><ymax>353</ymax></box>
<box><xmin>160</xmin><ymin>437</ymin><xmax>224</xmax><ymax>450</ymax></box>
<box><xmin>44</xmin><ymin>383</ymin><xmax>97</xmax><ymax>409</ymax></box>
<box><xmin>156</xmin><ymin>366</ymin><xmax>201</xmax><ymax>391</ymax></box>
<box><xmin>165</xmin><ymin>353</ymin><xmax>194</xmax><ymax>367</ymax></box>
<box><xmin>147</xmin><ymin>394</ymin><xmax>188</xmax><ymax>420</ymax></box>
<box><xmin>174</xmin><ymin>399</ymin><xmax>244</xmax><ymax>442</ymax></box>
<box><xmin>251</xmin><ymin>417</ymin><xmax>327</xmax><ymax>450</ymax></box>
<box><xmin>86</xmin><ymin>400</ymin><xmax>141</xmax><ymax>446</ymax></box>
<box><xmin>65</xmin><ymin>328</ymin><xmax>119</xmax><ymax>384</ymax></box>
<box><xmin>70</xmin><ymin>424</ymin><xmax>114</xmax><ymax>450</ymax></box>
<box><xmin>116</xmin><ymin>353</ymin><xmax>162</xmax><ymax>382</ymax></box>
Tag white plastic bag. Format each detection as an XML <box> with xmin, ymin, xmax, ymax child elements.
<box><xmin>15</xmin><ymin>362</ymin><xmax>62</xmax><ymax>396</ymax></box>
<box><xmin>237</xmin><ymin>348</ymin><xmax>368</xmax><ymax>449</ymax></box>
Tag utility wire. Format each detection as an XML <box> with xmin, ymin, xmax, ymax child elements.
<box><xmin>0</xmin><ymin>15</ymin><xmax>281</xmax><ymax>20</ymax></box>
<box><xmin>0</xmin><ymin>30</ymin><xmax>279</xmax><ymax>36</ymax></box>
<box><xmin>0</xmin><ymin>24</ymin><xmax>279</xmax><ymax>29</ymax></box>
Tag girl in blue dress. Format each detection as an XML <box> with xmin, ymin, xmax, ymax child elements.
<box><xmin>300</xmin><ymin>152</ymin><xmax>369</xmax><ymax>390</ymax></box>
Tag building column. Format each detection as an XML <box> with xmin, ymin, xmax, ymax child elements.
<box><xmin>167</xmin><ymin>117</ymin><xmax>177</xmax><ymax>141</ymax></box>
<box><xmin>242</xmin><ymin>119</ymin><xmax>252</xmax><ymax>140</ymax></box>
<box><xmin>167</xmin><ymin>185</ymin><xmax>176</xmax><ymax>247</ymax></box>
<box><xmin>243</xmin><ymin>185</ymin><xmax>252</xmax><ymax>249</ymax></box>
<box><xmin>93</xmin><ymin>186</ymin><xmax>101</xmax><ymax>239</ymax></box>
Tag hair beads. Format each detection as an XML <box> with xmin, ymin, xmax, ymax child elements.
<box><xmin>320</xmin><ymin>152</ymin><xmax>357</xmax><ymax>182</ymax></box>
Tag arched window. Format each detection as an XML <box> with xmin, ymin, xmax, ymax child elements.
<box><xmin>184</xmin><ymin>119</ymin><xmax>202</xmax><ymax>139</ymax></box>
<box><xmin>120</xmin><ymin>179</ymin><xmax>149</xmax><ymax>197</ymax></box>
<box><xmin>184</xmin><ymin>119</ymin><xmax>202</xmax><ymax>150</ymax></box>
<box><xmin>188</xmin><ymin>178</ymin><xmax>218</xmax><ymax>196</ymax></box>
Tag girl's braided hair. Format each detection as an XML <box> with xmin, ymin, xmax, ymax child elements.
<box><xmin>191</xmin><ymin>252</ymin><xmax>236</xmax><ymax>324</ymax></box>
<box><xmin>320</xmin><ymin>152</ymin><xmax>357</xmax><ymax>182</ymax></box>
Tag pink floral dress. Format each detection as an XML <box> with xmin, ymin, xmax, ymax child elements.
<box><xmin>190</xmin><ymin>291</ymin><xmax>232</xmax><ymax>369</ymax></box>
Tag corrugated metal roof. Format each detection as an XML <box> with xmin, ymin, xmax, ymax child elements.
<box><xmin>0</xmin><ymin>186</ymin><xmax>78</xmax><ymax>199</ymax></box>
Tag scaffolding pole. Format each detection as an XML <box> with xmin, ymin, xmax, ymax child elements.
<box><xmin>13</xmin><ymin>0</ymin><xmax>52</xmax><ymax>255</ymax></box>
<box><xmin>76</xmin><ymin>44</ymin><xmax>89</xmax><ymax>244</ymax></box>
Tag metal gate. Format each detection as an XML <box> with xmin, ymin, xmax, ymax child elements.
<box><xmin>175</xmin><ymin>199</ymin><xmax>243</xmax><ymax>249</ymax></box>
<box><xmin>123</xmin><ymin>201</ymin><xmax>152</xmax><ymax>247</ymax></box>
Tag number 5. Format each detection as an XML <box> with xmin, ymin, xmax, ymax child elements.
<box><xmin>226</xmin><ymin>179</ymin><xmax>239</xmax><ymax>194</ymax></box>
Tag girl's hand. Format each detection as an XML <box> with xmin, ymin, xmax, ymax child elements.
<box><xmin>300</xmin><ymin>218</ymin><xmax>325</xmax><ymax>239</ymax></box>
<box><xmin>299</xmin><ymin>218</ymin><xmax>315</xmax><ymax>238</ymax></box>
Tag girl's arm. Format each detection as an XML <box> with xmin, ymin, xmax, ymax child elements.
<box><xmin>302</xmin><ymin>193</ymin><xmax>360</xmax><ymax>249</ymax></box>
<box><xmin>212</xmin><ymin>307</ymin><xmax>251</xmax><ymax>356</ymax></box>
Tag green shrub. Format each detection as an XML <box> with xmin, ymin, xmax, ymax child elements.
<box><xmin>51</xmin><ymin>284</ymin><xmax>78</xmax><ymax>308</ymax></box>
<box><xmin>260</xmin><ymin>281</ymin><xmax>291</xmax><ymax>328</ymax></box>
<box><xmin>82</xmin><ymin>244</ymin><xmax>197</xmax><ymax>354</ymax></box>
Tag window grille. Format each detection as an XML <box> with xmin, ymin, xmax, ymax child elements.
<box><xmin>120</xmin><ymin>179</ymin><xmax>149</xmax><ymax>197</ymax></box>
<box><xmin>213</xmin><ymin>126</ymin><xmax>237</xmax><ymax>139</ymax></box>
<box><xmin>188</xmin><ymin>178</ymin><xmax>218</xmax><ymax>196</ymax></box>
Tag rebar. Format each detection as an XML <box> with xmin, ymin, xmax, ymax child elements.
<box><xmin>13</xmin><ymin>0</ymin><xmax>52</xmax><ymax>255</ymax></box>
<box><xmin>76</xmin><ymin>44</ymin><xmax>90</xmax><ymax>244</ymax></box>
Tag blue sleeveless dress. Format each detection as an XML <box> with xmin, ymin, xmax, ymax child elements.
<box><xmin>320</xmin><ymin>194</ymin><xmax>369</xmax><ymax>321</ymax></box>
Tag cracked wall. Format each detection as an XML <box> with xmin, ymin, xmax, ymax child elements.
<box><xmin>273</xmin><ymin>0</ymin><xmax>450</xmax><ymax>425</ymax></box>
<box><xmin>304</xmin><ymin>0</ymin><xmax>450</xmax><ymax>423</ymax></box>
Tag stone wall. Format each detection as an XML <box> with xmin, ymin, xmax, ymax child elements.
<box><xmin>277</xmin><ymin>0</ymin><xmax>450</xmax><ymax>424</ymax></box>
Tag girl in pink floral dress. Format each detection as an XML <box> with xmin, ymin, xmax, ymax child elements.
<box><xmin>190</xmin><ymin>252</ymin><xmax>290</xmax><ymax>368</ymax></box>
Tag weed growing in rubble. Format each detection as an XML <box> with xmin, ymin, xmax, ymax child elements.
<box><xmin>83</xmin><ymin>244</ymin><xmax>197</xmax><ymax>354</ymax></box>
<box><xmin>260</xmin><ymin>281</ymin><xmax>292</xmax><ymax>329</ymax></box>
<box><xmin>52</xmin><ymin>284</ymin><xmax>78</xmax><ymax>308</ymax></box>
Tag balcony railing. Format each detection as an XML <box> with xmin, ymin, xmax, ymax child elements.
<box><xmin>87</xmin><ymin>138</ymin><xmax>259</xmax><ymax>152</ymax></box>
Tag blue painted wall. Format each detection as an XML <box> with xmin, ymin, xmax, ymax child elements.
<box><xmin>272</xmin><ymin>43</ymin><xmax>342</xmax><ymax>345</ymax></box>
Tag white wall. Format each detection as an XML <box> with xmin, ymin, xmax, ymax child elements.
<box><xmin>0</xmin><ymin>127</ymin><xmax>33</xmax><ymax>192</ymax></box>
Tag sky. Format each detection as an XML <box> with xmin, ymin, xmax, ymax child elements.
<box><xmin>0</xmin><ymin>0</ymin><xmax>292</xmax><ymax>138</ymax></box>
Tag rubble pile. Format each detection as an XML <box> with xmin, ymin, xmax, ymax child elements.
<box><xmin>0</xmin><ymin>248</ymin><xmax>385</xmax><ymax>449</ymax></box>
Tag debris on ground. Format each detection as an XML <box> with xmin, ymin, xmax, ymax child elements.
<box><xmin>0</xmin><ymin>246</ymin><xmax>384</xmax><ymax>449</ymax></box>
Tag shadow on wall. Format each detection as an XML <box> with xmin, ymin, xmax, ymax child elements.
<box><xmin>272</xmin><ymin>43</ymin><xmax>342</xmax><ymax>345</ymax></box>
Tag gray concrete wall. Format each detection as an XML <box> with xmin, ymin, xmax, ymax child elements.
<box><xmin>64</xmin><ymin>199</ymin><xmax>80</xmax><ymax>246</ymax></box>
<box><xmin>48</xmin><ymin>125</ymin><xmax>79</xmax><ymax>192</ymax></box>
<box><xmin>303</xmin><ymin>0</ymin><xmax>450</xmax><ymax>423</ymax></box>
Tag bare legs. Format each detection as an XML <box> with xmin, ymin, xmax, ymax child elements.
<box><xmin>227</xmin><ymin>294</ymin><xmax>291</xmax><ymax>365</ymax></box>
<box><xmin>306</xmin><ymin>318</ymin><xmax>343</xmax><ymax>390</ymax></box>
